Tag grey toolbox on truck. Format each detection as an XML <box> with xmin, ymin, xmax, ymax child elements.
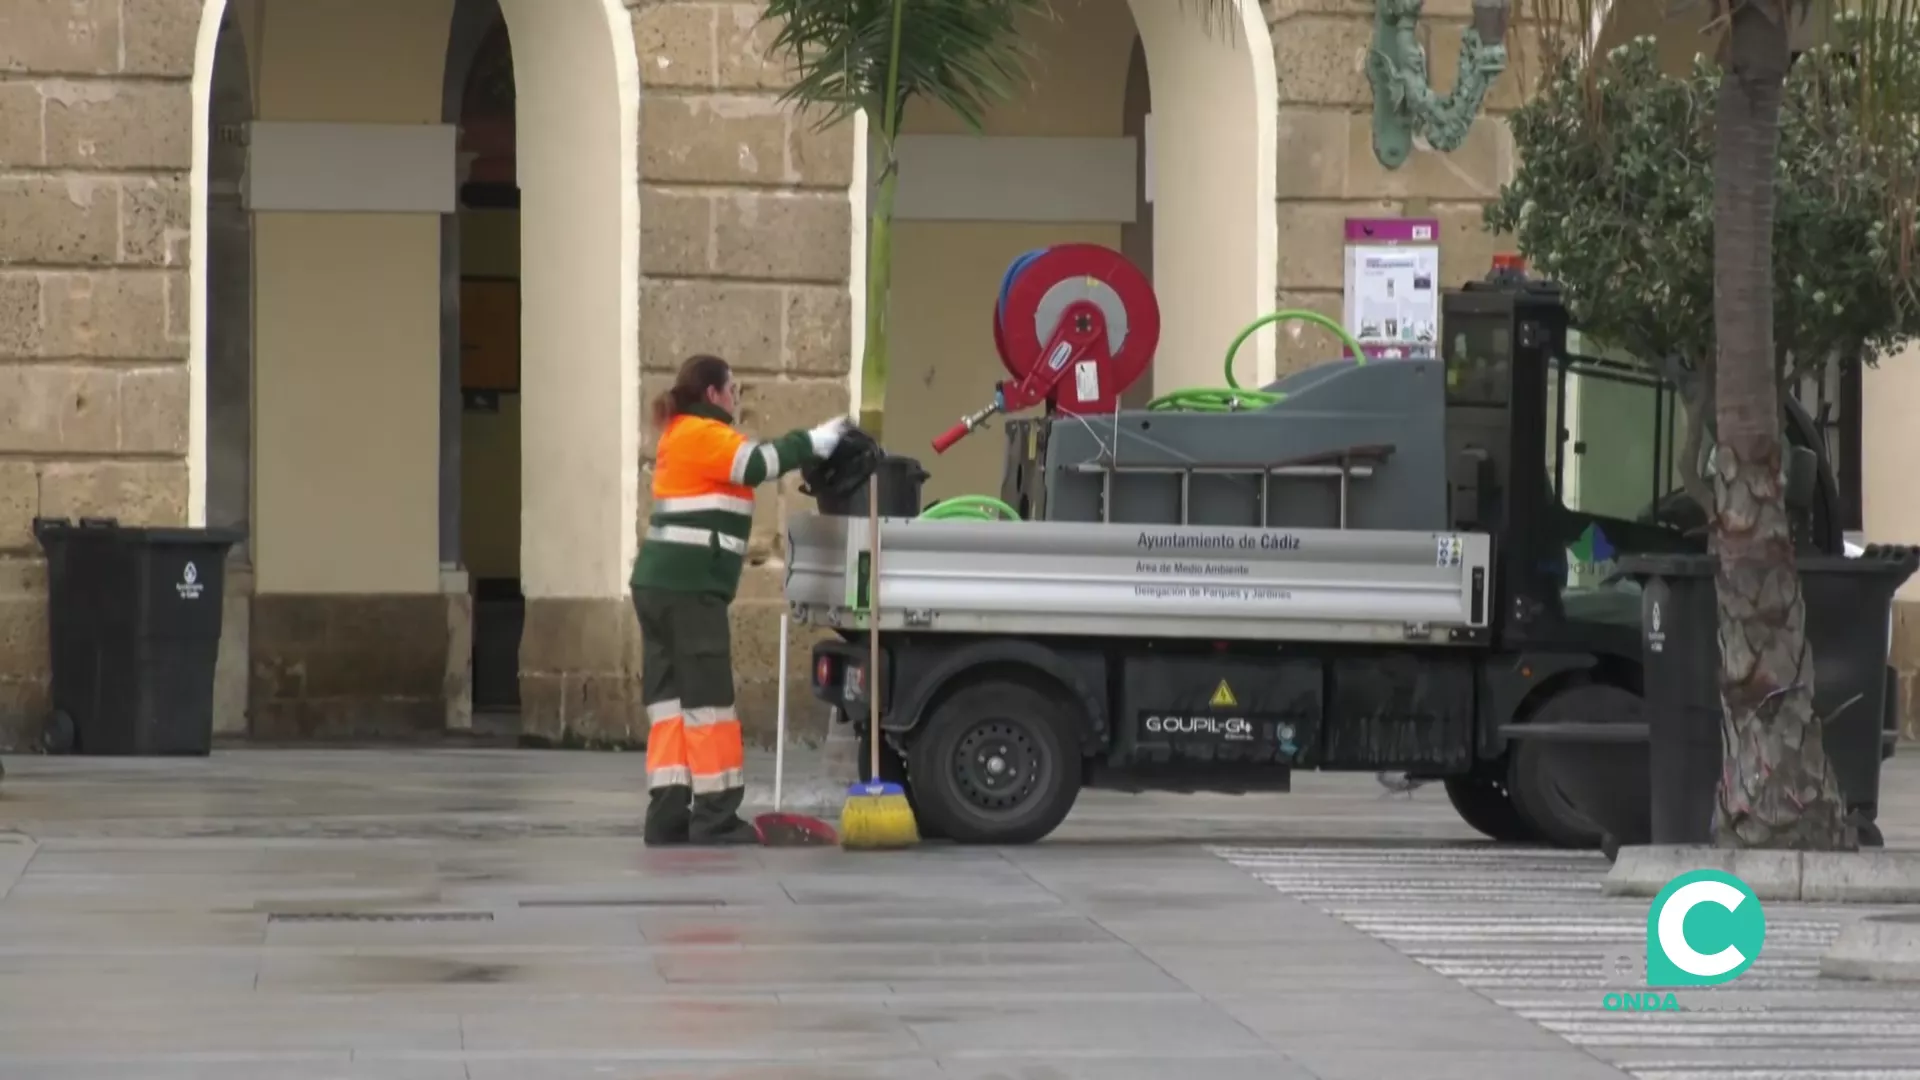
<box><xmin>1032</xmin><ymin>354</ymin><xmax>1450</xmax><ymax>530</ymax></box>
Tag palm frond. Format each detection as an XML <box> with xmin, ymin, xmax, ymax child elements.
<box><xmin>762</xmin><ymin>0</ymin><xmax>1054</xmax><ymax>136</ymax></box>
<box><xmin>1176</xmin><ymin>0</ymin><xmax>1245</xmax><ymax>44</ymax></box>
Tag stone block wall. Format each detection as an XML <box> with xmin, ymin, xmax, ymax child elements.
<box><xmin>0</xmin><ymin>0</ymin><xmax>199</xmax><ymax>751</ymax></box>
<box><xmin>598</xmin><ymin>0</ymin><xmax>1539</xmax><ymax>749</ymax></box>
<box><xmin>519</xmin><ymin>0</ymin><xmax>856</xmax><ymax>750</ymax></box>
<box><xmin>2</xmin><ymin>0</ymin><xmax>1785</xmax><ymax>757</ymax></box>
<box><xmin>1265</xmin><ymin>0</ymin><xmax>1524</xmax><ymax>373</ymax></box>
<box><xmin>638</xmin><ymin>0</ymin><xmax>854</xmax><ymax>751</ymax></box>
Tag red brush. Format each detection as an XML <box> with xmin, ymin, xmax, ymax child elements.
<box><xmin>753</xmin><ymin>611</ymin><xmax>838</xmax><ymax>846</ymax></box>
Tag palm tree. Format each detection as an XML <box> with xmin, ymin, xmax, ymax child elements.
<box><xmin>1706</xmin><ymin>1</ymin><xmax>1844</xmax><ymax>849</ymax></box>
<box><xmin>760</xmin><ymin>0</ymin><xmax>1052</xmax><ymax>441</ymax></box>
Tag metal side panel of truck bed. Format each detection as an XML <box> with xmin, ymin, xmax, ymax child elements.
<box><xmin>783</xmin><ymin>514</ymin><xmax>1493</xmax><ymax>645</ymax></box>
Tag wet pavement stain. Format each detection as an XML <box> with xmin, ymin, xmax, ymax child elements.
<box><xmin>328</xmin><ymin>956</ymin><xmax>524</xmax><ymax>986</ymax></box>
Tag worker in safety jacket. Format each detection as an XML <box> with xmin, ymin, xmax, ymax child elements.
<box><xmin>632</xmin><ymin>353</ymin><xmax>851</xmax><ymax>845</ymax></box>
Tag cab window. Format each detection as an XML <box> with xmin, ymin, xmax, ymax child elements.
<box><xmin>1546</xmin><ymin>361</ymin><xmax>1688</xmax><ymax>524</ymax></box>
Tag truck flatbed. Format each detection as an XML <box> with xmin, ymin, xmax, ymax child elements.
<box><xmin>784</xmin><ymin>515</ymin><xmax>1492</xmax><ymax>645</ymax></box>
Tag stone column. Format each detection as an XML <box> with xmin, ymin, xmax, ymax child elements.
<box><xmin>518</xmin><ymin>596</ymin><xmax>647</xmax><ymax>747</ymax></box>
<box><xmin>0</xmin><ymin>0</ymin><xmax>197</xmax><ymax>750</ymax></box>
<box><xmin>512</xmin><ymin>0</ymin><xmax>646</xmax><ymax>748</ymax></box>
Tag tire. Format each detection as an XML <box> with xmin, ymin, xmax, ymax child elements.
<box><xmin>1443</xmin><ymin>774</ymin><xmax>1535</xmax><ymax>843</ymax></box>
<box><xmin>906</xmin><ymin>679</ymin><xmax>1082</xmax><ymax>845</ymax></box>
<box><xmin>1508</xmin><ymin>737</ymin><xmax>1606</xmax><ymax>850</ymax></box>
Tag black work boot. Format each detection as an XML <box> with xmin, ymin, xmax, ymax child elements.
<box><xmin>690</xmin><ymin>788</ymin><xmax>759</xmax><ymax>845</ymax></box>
<box><xmin>644</xmin><ymin>785</ymin><xmax>693</xmax><ymax>846</ymax></box>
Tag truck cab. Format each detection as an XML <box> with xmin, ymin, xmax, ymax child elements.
<box><xmin>1441</xmin><ymin>267</ymin><xmax>1845</xmax><ymax>655</ymax></box>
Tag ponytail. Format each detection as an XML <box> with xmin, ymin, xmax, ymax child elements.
<box><xmin>651</xmin><ymin>353</ymin><xmax>732</xmax><ymax>429</ymax></box>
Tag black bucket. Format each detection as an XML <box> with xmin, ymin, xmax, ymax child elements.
<box><xmin>816</xmin><ymin>454</ymin><xmax>928</xmax><ymax>518</ymax></box>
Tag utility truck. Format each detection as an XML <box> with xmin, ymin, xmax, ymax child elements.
<box><xmin>784</xmin><ymin>251</ymin><xmax>1867</xmax><ymax>847</ymax></box>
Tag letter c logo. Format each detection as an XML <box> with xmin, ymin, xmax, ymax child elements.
<box><xmin>1645</xmin><ymin>870</ymin><xmax>1766</xmax><ymax>988</ymax></box>
<box><xmin>1657</xmin><ymin>880</ymin><xmax>1747</xmax><ymax>978</ymax></box>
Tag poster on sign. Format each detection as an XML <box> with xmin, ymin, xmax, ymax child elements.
<box><xmin>1342</xmin><ymin>218</ymin><xmax>1440</xmax><ymax>361</ymax></box>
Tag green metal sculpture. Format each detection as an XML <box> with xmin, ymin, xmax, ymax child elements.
<box><xmin>1367</xmin><ymin>0</ymin><xmax>1511</xmax><ymax>169</ymax></box>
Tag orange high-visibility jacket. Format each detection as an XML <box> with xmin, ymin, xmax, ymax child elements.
<box><xmin>630</xmin><ymin>402</ymin><xmax>818</xmax><ymax>600</ymax></box>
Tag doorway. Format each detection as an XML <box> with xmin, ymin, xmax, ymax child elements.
<box><xmin>451</xmin><ymin>5</ymin><xmax>525</xmax><ymax>715</ymax></box>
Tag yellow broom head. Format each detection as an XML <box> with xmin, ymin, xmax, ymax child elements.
<box><xmin>839</xmin><ymin>780</ymin><xmax>920</xmax><ymax>850</ymax></box>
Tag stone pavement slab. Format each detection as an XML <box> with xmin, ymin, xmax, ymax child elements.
<box><xmin>0</xmin><ymin>747</ymin><xmax>1659</xmax><ymax>1078</ymax></box>
<box><xmin>1217</xmin><ymin>844</ymin><xmax>1920</xmax><ymax>1080</ymax></box>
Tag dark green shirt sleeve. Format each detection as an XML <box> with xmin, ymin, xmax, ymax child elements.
<box><xmin>735</xmin><ymin>429</ymin><xmax>818</xmax><ymax>487</ymax></box>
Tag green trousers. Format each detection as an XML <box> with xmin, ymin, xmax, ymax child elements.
<box><xmin>634</xmin><ymin>588</ymin><xmax>755</xmax><ymax>845</ymax></box>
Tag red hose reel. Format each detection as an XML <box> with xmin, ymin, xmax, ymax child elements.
<box><xmin>930</xmin><ymin>244</ymin><xmax>1161</xmax><ymax>455</ymax></box>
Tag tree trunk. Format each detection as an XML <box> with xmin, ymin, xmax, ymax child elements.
<box><xmin>1710</xmin><ymin>3</ymin><xmax>1852</xmax><ymax>850</ymax></box>
<box><xmin>1674</xmin><ymin>355</ymin><xmax>1715</xmax><ymax>518</ymax></box>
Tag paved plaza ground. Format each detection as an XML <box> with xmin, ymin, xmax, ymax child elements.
<box><xmin>2</xmin><ymin>749</ymin><xmax>1919</xmax><ymax>1079</ymax></box>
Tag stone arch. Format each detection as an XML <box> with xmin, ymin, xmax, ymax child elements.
<box><xmin>438</xmin><ymin>0</ymin><xmax>512</xmax><ymax>576</ymax></box>
<box><xmin>202</xmin><ymin>10</ymin><xmax>253</xmax><ymax>550</ymax></box>
<box><xmin>187</xmin><ymin>0</ymin><xmax>639</xmax><ymax>738</ymax></box>
<box><xmin>190</xmin><ymin>0</ymin><xmax>638</xmax><ymax>588</ymax></box>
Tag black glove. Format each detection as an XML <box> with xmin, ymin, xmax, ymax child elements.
<box><xmin>799</xmin><ymin>423</ymin><xmax>884</xmax><ymax>503</ymax></box>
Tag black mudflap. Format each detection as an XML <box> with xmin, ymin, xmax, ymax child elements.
<box><xmin>1099</xmin><ymin>655</ymin><xmax>1322</xmax><ymax>794</ymax></box>
<box><xmin>1320</xmin><ymin>651</ymin><xmax>1475</xmax><ymax>772</ymax></box>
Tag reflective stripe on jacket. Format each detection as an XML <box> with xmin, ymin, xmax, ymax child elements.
<box><xmin>630</xmin><ymin>401</ymin><xmax>818</xmax><ymax>599</ymax></box>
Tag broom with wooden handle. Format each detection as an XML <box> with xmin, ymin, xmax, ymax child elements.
<box><xmin>839</xmin><ymin>477</ymin><xmax>919</xmax><ymax>850</ymax></box>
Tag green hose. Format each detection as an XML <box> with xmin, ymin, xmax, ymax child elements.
<box><xmin>918</xmin><ymin>494</ymin><xmax>1023</xmax><ymax>522</ymax></box>
<box><xmin>1144</xmin><ymin>309</ymin><xmax>1370</xmax><ymax>412</ymax></box>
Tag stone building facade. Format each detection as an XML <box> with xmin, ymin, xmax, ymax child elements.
<box><xmin>2</xmin><ymin>0</ymin><xmax>1915</xmax><ymax>753</ymax></box>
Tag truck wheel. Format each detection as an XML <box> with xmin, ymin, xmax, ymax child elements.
<box><xmin>1443</xmin><ymin>775</ymin><xmax>1534</xmax><ymax>843</ymax></box>
<box><xmin>907</xmin><ymin>679</ymin><xmax>1082</xmax><ymax>845</ymax></box>
<box><xmin>1508</xmin><ymin>739</ymin><xmax>1605</xmax><ymax>850</ymax></box>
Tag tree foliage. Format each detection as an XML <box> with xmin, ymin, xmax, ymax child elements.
<box><xmin>1484</xmin><ymin>27</ymin><xmax>1920</xmax><ymax>388</ymax></box>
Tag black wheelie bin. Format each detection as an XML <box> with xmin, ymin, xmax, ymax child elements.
<box><xmin>33</xmin><ymin>517</ymin><xmax>243</xmax><ymax>756</ymax></box>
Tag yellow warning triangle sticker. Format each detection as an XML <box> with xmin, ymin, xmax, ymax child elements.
<box><xmin>1210</xmin><ymin>680</ymin><xmax>1238</xmax><ymax>708</ymax></box>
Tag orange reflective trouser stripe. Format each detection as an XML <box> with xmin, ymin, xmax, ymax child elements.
<box><xmin>684</xmin><ymin>705</ymin><xmax>745</xmax><ymax>794</ymax></box>
<box><xmin>645</xmin><ymin>698</ymin><xmax>689</xmax><ymax>790</ymax></box>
